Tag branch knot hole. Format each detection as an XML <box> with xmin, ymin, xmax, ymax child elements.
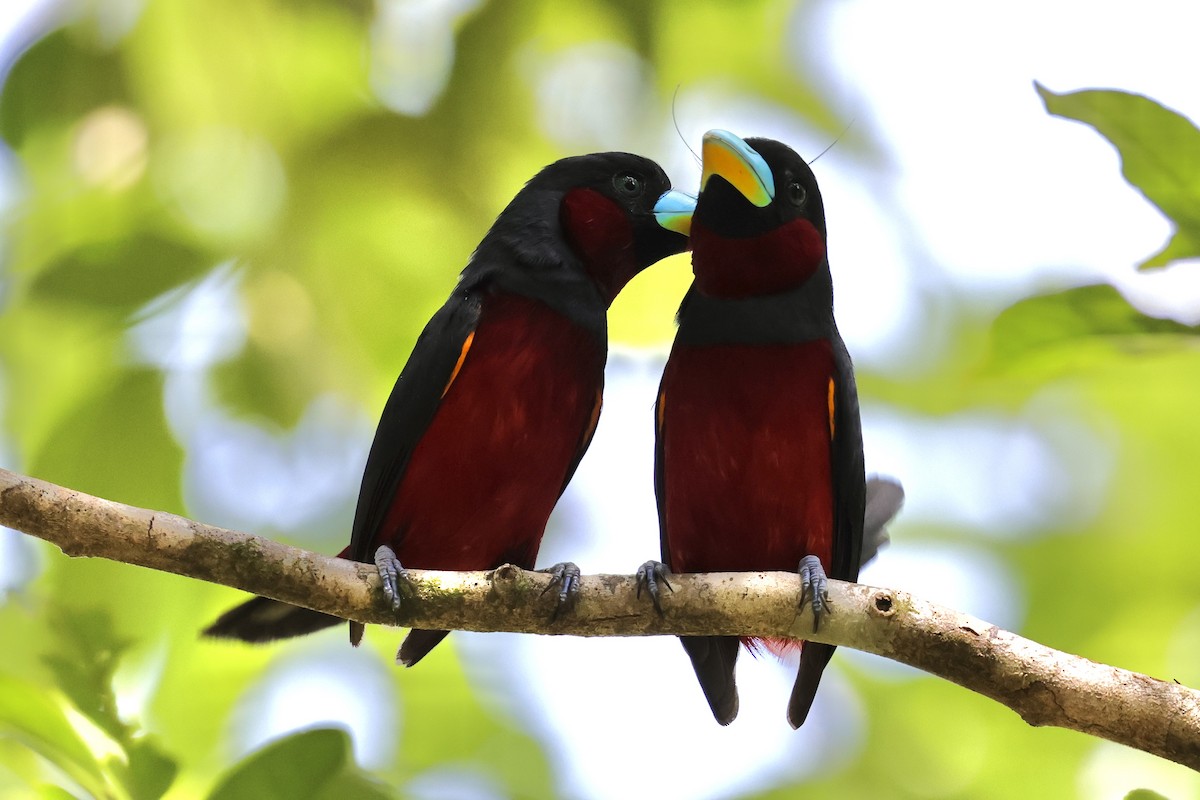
<box><xmin>872</xmin><ymin>591</ymin><xmax>895</xmax><ymax>616</ymax></box>
<box><xmin>487</xmin><ymin>563</ymin><xmax>522</xmax><ymax>604</ymax></box>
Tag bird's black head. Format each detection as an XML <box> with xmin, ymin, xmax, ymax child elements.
<box><xmin>487</xmin><ymin>152</ymin><xmax>693</xmax><ymax>307</ymax></box>
<box><xmin>691</xmin><ymin>130</ymin><xmax>828</xmax><ymax>298</ymax></box>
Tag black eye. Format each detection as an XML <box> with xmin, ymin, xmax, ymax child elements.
<box><xmin>613</xmin><ymin>172</ymin><xmax>644</xmax><ymax>198</ymax></box>
<box><xmin>787</xmin><ymin>181</ymin><xmax>807</xmax><ymax>207</ymax></box>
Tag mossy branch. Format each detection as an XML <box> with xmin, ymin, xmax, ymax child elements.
<box><xmin>2</xmin><ymin>466</ymin><xmax>1197</xmax><ymax>770</ymax></box>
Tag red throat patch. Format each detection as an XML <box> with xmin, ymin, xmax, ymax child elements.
<box><xmin>690</xmin><ymin>217</ymin><xmax>826</xmax><ymax>298</ymax></box>
<box><xmin>560</xmin><ymin>188</ymin><xmax>637</xmax><ymax>304</ymax></box>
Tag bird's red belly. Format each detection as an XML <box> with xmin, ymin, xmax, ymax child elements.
<box><xmin>383</xmin><ymin>293</ymin><xmax>603</xmax><ymax>570</ymax></box>
<box><xmin>660</xmin><ymin>340</ymin><xmax>835</xmax><ymax>576</ymax></box>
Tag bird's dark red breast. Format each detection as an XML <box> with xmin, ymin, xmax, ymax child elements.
<box><xmin>659</xmin><ymin>339</ymin><xmax>835</xmax><ymax>654</ymax></box>
<box><xmin>380</xmin><ymin>291</ymin><xmax>603</xmax><ymax>570</ymax></box>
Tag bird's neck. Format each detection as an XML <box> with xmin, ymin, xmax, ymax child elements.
<box><xmin>691</xmin><ymin>218</ymin><xmax>827</xmax><ymax>300</ymax></box>
<box><xmin>558</xmin><ymin>188</ymin><xmax>639</xmax><ymax>307</ymax></box>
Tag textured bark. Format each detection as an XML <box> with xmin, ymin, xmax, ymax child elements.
<box><xmin>2</xmin><ymin>466</ymin><xmax>1198</xmax><ymax>769</ymax></box>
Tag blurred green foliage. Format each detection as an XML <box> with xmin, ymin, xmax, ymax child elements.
<box><xmin>1</xmin><ymin>1</ymin><xmax>1199</xmax><ymax>799</ymax></box>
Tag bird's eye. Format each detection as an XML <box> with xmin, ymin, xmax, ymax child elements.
<box><xmin>787</xmin><ymin>181</ymin><xmax>807</xmax><ymax>207</ymax></box>
<box><xmin>613</xmin><ymin>172</ymin><xmax>644</xmax><ymax>197</ymax></box>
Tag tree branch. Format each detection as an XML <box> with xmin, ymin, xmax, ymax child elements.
<box><xmin>2</xmin><ymin>466</ymin><xmax>1197</xmax><ymax>769</ymax></box>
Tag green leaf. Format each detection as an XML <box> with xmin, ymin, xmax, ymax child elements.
<box><xmin>0</xmin><ymin>675</ymin><xmax>110</xmax><ymax>798</ymax></box>
<box><xmin>28</xmin><ymin>367</ymin><xmax>184</xmax><ymax>512</ymax></box>
<box><xmin>0</xmin><ymin>30</ymin><xmax>130</xmax><ymax>147</ymax></box>
<box><xmin>1125</xmin><ymin>791</ymin><xmax>1171</xmax><ymax>800</ymax></box>
<box><xmin>29</xmin><ymin>236</ymin><xmax>216</xmax><ymax>316</ymax></box>
<box><xmin>988</xmin><ymin>283</ymin><xmax>1197</xmax><ymax>369</ymax></box>
<box><xmin>117</xmin><ymin>738</ymin><xmax>179</xmax><ymax>800</ymax></box>
<box><xmin>1037</xmin><ymin>84</ymin><xmax>1200</xmax><ymax>269</ymax></box>
<box><xmin>312</xmin><ymin>772</ymin><xmax>396</xmax><ymax>800</ymax></box>
<box><xmin>206</xmin><ymin>728</ymin><xmax>351</xmax><ymax>800</ymax></box>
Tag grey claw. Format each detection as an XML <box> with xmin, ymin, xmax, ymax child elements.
<box><xmin>541</xmin><ymin>562</ymin><xmax>581</xmax><ymax>621</ymax></box>
<box><xmin>374</xmin><ymin>545</ymin><xmax>411</xmax><ymax>612</ymax></box>
<box><xmin>798</xmin><ymin>555</ymin><xmax>831</xmax><ymax>633</ymax></box>
<box><xmin>635</xmin><ymin>560</ymin><xmax>674</xmax><ymax>616</ymax></box>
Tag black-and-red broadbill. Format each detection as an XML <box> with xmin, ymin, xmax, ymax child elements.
<box><xmin>204</xmin><ymin>153</ymin><xmax>695</xmax><ymax>664</ymax></box>
<box><xmin>640</xmin><ymin>130</ymin><xmax>865</xmax><ymax>728</ymax></box>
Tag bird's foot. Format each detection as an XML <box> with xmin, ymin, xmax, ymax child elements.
<box><xmin>374</xmin><ymin>545</ymin><xmax>415</xmax><ymax>612</ymax></box>
<box><xmin>635</xmin><ymin>560</ymin><xmax>674</xmax><ymax>616</ymax></box>
<box><xmin>798</xmin><ymin>555</ymin><xmax>831</xmax><ymax>633</ymax></box>
<box><xmin>540</xmin><ymin>562</ymin><xmax>581</xmax><ymax>621</ymax></box>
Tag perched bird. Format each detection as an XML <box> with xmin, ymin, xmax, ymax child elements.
<box><xmin>640</xmin><ymin>130</ymin><xmax>864</xmax><ymax>728</ymax></box>
<box><xmin>205</xmin><ymin>152</ymin><xmax>695</xmax><ymax>665</ymax></box>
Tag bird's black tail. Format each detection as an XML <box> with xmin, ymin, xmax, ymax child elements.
<box><xmin>680</xmin><ymin>635</ymin><xmax>741</xmax><ymax>725</ymax></box>
<box><xmin>202</xmin><ymin>596</ymin><xmax>343</xmax><ymax>642</ymax></box>
<box><xmin>788</xmin><ymin>476</ymin><xmax>904</xmax><ymax>728</ymax></box>
<box><xmin>787</xmin><ymin>640</ymin><xmax>835</xmax><ymax>729</ymax></box>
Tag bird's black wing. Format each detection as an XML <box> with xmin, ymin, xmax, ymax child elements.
<box><xmin>788</xmin><ymin>332</ymin><xmax>866</xmax><ymax>729</ymax></box>
<box><xmin>347</xmin><ymin>288</ymin><xmax>483</xmax><ymax>565</ymax></box>
<box><xmin>203</xmin><ymin>291</ymin><xmax>482</xmax><ymax>646</ymax></box>
<box><xmin>827</xmin><ymin>335</ymin><xmax>866</xmax><ymax>585</ymax></box>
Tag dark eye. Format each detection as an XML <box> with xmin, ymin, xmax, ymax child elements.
<box><xmin>787</xmin><ymin>180</ymin><xmax>807</xmax><ymax>207</ymax></box>
<box><xmin>613</xmin><ymin>172</ymin><xmax>644</xmax><ymax>198</ymax></box>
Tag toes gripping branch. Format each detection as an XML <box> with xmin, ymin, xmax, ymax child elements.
<box><xmin>540</xmin><ymin>561</ymin><xmax>581</xmax><ymax>621</ymax></box>
<box><xmin>798</xmin><ymin>555</ymin><xmax>831</xmax><ymax>633</ymax></box>
<box><xmin>635</xmin><ymin>560</ymin><xmax>674</xmax><ymax>616</ymax></box>
<box><xmin>374</xmin><ymin>545</ymin><xmax>414</xmax><ymax>611</ymax></box>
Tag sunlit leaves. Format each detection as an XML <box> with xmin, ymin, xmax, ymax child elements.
<box><xmin>1037</xmin><ymin>85</ymin><xmax>1200</xmax><ymax>269</ymax></box>
<box><xmin>0</xmin><ymin>619</ymin><xmax>179</xmax><ymax>799</ymax></box>
<box><xmin>0</xmin><ymin>675</ymin><xmax>112</xmax><ymax>798</ymax></box>
<box><xmin>40</xmin><ymin>607</ymin><xmax>132</xmax><ymax>743</ymax></box>
<box><xmin>653</xmin><ymin>1</ymin><xmax>841</xmax><ymax>133</ymax></box>
<box><xmin>123</xmin><ymin>0</ymin><xmax>371</xmax><ymax>152</ymax></box>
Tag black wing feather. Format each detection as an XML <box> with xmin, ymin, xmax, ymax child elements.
<box><xmin>203</xmin><ymin>289</ymin><xmax>483</xmax><ymax>647</ymax></box>
<box><xmin>347</xmin><ymin>290</ymin><xmax>483</xmax><ymax>564</ymax></box>
<box><xmin>345</xmin><ymin>289</ymin><xmax>481</xmax><ymax>648</ymax></box>
<box><xmin>788</xmin><ymin>331</ymin><xmax>865</xmax><ymax>728</ymax></box>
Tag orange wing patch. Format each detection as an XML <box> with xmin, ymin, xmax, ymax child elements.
<box><xmin>656</xmin><ymin>388</ymin><xmax>666</xmax><ymax>434</ymax></box>
<box><xmin>827</xmin><ymin>376</ymin><xmax>836</xmax><ymax>439</ymax></box>
<box><xmin>441</xmin><ymin>331</ymin><xmax>475</xmax><ymax>398</ymax></box>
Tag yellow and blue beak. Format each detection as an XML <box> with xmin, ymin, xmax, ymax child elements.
<box><xmin>701</xmin><ymin>129</ymin><xmax>774</xmax><ymax>207</ymax></box>
<box><xmin>653</xmin><ymin>189</ymin><xmax>696</xmax><ymax>236</ymax></box>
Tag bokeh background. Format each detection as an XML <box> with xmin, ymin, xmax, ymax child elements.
<box><xmin>1</xmin><ymin>1</ymin><xmax>1199</xmax><ymax>798</ymax></box>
